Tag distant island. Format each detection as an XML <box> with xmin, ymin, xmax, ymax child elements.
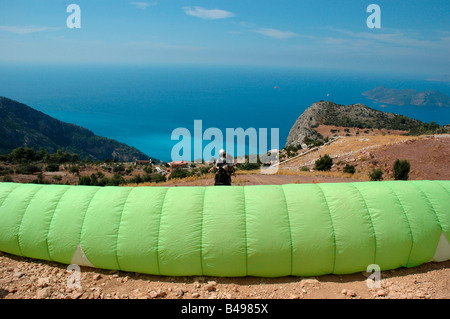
<box><xmin>362</xmin><ymin>86</ymin><xmax>450</xmax><ymax>107</ymax></box>
<box><xmin>0</xmin><ymin>97</ymin><xmax>159</xmax><ymax>162</ymax></box>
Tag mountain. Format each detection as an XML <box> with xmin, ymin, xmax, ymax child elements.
<box><xmin>286</xmin><ymin>101</ymin><xmax>447</xmax><ymax>147</ymax></box>
<box><xmin>362</xmin><ymin>86</ymin><xmax>450</xmax><ymax>107</ymax></box>
<box><xmin>0</xmin><ymin>96</ymin><xmax>159</xmax><ymax>162</ymax></box>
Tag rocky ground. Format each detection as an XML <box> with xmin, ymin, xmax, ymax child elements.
<box><xmin>0</xmin><ymin>251</ymin><xmax>448</xmax><ymax>299</ymax></box>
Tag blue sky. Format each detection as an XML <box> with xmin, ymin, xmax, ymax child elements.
<box><xmin>0</xmin><ymin>0</ymin><xmax>449</xmax><ymax>75</ymax></box>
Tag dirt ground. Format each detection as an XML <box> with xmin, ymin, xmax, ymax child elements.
<box><xmin>0</xmin><ymin>251</ymin><xmax>448</xmax><ymax>299</ymax></box>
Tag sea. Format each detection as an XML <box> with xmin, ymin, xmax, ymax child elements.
<box><xmin>1</xmin><ymin>64</ymin><xmax>449</xmax><ymax>162</ymax></box>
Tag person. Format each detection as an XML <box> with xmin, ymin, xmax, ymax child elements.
<box><xmin>208</xmin><ymin>149</ymin><xmax>235</xmax><ymax>186</ymax></box>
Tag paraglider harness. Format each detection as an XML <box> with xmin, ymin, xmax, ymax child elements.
<box><xmin>214</xmin><ymin>161</ymin><xmax>233</xmax><ymax>186</ymax></box>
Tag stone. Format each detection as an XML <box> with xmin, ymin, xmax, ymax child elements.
<box><xmin>13</xmin><ymin>271</ymin><xmax>25</xmax><ymax>279</ymax></box>
<box><xmin>191</xmin><ymin>292</ymin><xmax>200</xmax><ymax>298</ymax></box>
<box><xmin>346</xmin><ymin>290</ymin><xmax>357</xmax><ymax>297</ymax></box>
<box><xmin>71</xmin><ymin>291</ymin><xmax>83</xmax><ymax>299</ymax></box>
<box><xmin>175</xmin><ymin>289</ymin><xmax>184</xmax><ymax>297</ymax></box>
<box><xmin>37</xmin><ymin>287</ymin><xmax>51</xmax><ymax>299</ymax></box>
<box><xmin>93</xmin><ymin>274</ymin><xmax>102</xmax><ymax>281</ymax></box>
<box><xmin>157</xmin><ymin>289</ymin><xmax>167</xmax><ymax>298</ymax></box>
<box><xmin>149</xmin><ymin>290</ymin><xmax>158</xmax><ymax>299</ymax></box>
<box><xmin>205</xmin><ymin>281</ymin><xmax>217</xmax><ymax>292</ymax></box>
<box><xmin>37</xmin><ymin>277</ymin><xmax>50</xmax><ymax>288</ymax></box>
<box><xmin>377</xmin><ymin>290</ymin><xmax>387</xmax><ymax>297</ymax></box>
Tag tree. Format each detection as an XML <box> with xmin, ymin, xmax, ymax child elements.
<box><xmin>15</xmin><ymin>164</ymin><xmax>41</xmax><ymax>175</ymax></box>
<box><xmin>151</xmin><ymin>174</ymin><xmax>166</xmax><ymax>183</ymax></box>
<box><xmin>45</xmin><ymin>163</ymin><xmax>60</xmax><ymax>172</ymax></box>
<box><xmin>78</xmin><ymin>175</ymin><xmax>91</xmax><ymax>186</ymax></box>
<box><xmin>315</xmin><ymin>155</ymin><xmax>333</xmax><ymax>171</ymax></box>
<box><xmin>393</xmin><ymin>159</ymin><xmax>410</xmax><ymax>181</ymax></box>
<box><xmin>343</xmin><ymin>164</ymin><xmax>356</xmax><ymax>174</ymax></box>
<box><xmin>369</xmin><ymin>168</ymin><xmax>383</xmax><ymax>181</ymax></box>
<box><xmin>113</xmin><ymin>164</ymin><xmax>125</xmax><ymax>174</ymax></box>
<box><xmin>69</xmin><ymin>165</ymin><xmax>80</xmax><ymax>175</ymax></box>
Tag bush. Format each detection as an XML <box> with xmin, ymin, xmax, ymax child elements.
<box><xmin>369</xmin><ymin>168</ymin><xmax>384</xmax><ymax>181</ymax></box>
<box><xmin>0</xmin><ymin>166</ymin><xmax>13</xmax><ymax>176</ymax></box>
<box><xmin>393</xmin><ymin>159</ymin><xmax>410</xmax><ymax>181</ymax></box>
<box><xmin>143</xmin><ymin>166</ymin><xmax>153</xmax><ymax>174</ymax></box>
<box><xmin>45</xmin><ymin>163</ymin><xmax>60</xmax><ymax>172</ymax></box>
<box><xmin>113</xmin><ymin>164</ymin><xmax>125</xmax><ymax>174</ymax></box>
<box><xmin>2</xmin><ymin>175</ymin><xmax>13</xmax><ymax>182</ymax></box>
<box><xmin>198</xmin><ymin>166</ymin><xmax>211</xmax><ymax>176</ymax></box>
<box><xmin>169</xmin><ymin>168</ymin><xmax>192</xmax><ymax>180</ymax></box>
<box><xmin>300</xmin><ymin>166</ymin><xmax>310</xmax><ymax>172</ymax></box>
<box><xmin>78</xmin><ymin>175</ymin><xmax>92</xmax><ymax>186</ymax></box>
<box><xmin>69</xmin><ymin>165</ymin><xmax>80</xmax><ymax>175</ymax></box>
<box><xmin>236</xmin><ymin>162</ymin><xmax>261</xmax><ymax>171</ymax></box>
<box><xmin>315</xmin><ymin>155</ymin><xmax>333</xmax><ymax>171</ymax></box>
<box><xmin>111</xmin><ymin>174</ymin><xmax>125</xmax><ymax>186</ymax></box>
<box><xmin>129</xmin><ymin>174</ymin><xmax>143</xmax><ymax>184</ymax></box>
<box><xmin>343</xmin><ymin>164</ymin><xmax>356</xmax><ymax>174</ymax></box>
<box><xmin>151</xmin><ymin>173</ymin><xmax>166</xmax><ymax>183</ymax></box>
<box><xmin>15</xmin><ymin>164</ymin><xmax>41</xmax><ymax>175</ymax></box>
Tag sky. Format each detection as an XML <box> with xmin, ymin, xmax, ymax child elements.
<box><xmin>0</xmin><ymin>0</ymin><xmax>449</xmax><ymax>76</ymax></box>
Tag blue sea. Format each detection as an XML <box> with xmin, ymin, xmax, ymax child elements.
<box><xmin>1</xmin><ymin>64</ymin><xmax>449</xmax><ymax>162</ymax></box>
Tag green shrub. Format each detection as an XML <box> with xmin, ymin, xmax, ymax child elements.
<box><xmin>151</xmin><ymin>173</ymin><xmax>166</xmax><ymax>183</ymax></box>
<box><xmin>236</xmin><ymin>162</ymin><xmax>261</xmax><ymax>171</ymax></box>
<box><xmin>393</xmin><ymin>159</ymin><xmax>410</xmax><ymax>181</ymax></box>
<box><xmin>15</xmin><ymin>164</ymin><xmax>41</xmax><ymax>175</ymax></box>
<box><xmin>343</xmin><ymin>164</ymin><xmax>356</xmax><ymax>174</ymax></box>
<box><xmin>129</xmin><ymin>174</ymin><xmax>143</xmax><ymax>184</ymax></box>
<box><xmin>78</xmin><ymin>175</ymin><xmax>92</xmax><ymax>186</ymax></box>
<box><xmin>369</xmin><ymin>168</ymin><xmax>384</xmax><ymax>181</ymax></box>
<box><xmin>113</xmin><ymin>164</ymin><xmax>125</xmax><ymax>174</ymax></box>
<box><xmin>2</xmin><ymin>175</ymin><xmax>13</xmax><ymax>182</ymax></box>
<box><xmin>315</xmin><ymin>155</ymin><xmax>333</xmax><ymax>171</ymax></box>
<box><xmin>0</xmin><ymin>166</ymin><xmax>13</xmax><ymax>176</ymax></box>
<box><xmin>169</xmin><ymin>168</ymin><xmax>192</xmax><ymax>180</ymax></box>
<box><xmin>69</xmin><ymin>165</ymin><xmax>80</xmax><ymax>175</ymax></box>
<box><xmin>45</xmin><ymin>163</ymin><xmax>60</xmax><ymax>172</ymax></box>
<box><xmin>300</xmin><ymin>166</ymin><xmax>310</xmax><ymax>172</ymax></box>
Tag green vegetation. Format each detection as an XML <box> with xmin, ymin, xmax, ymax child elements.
<box><xmin>393</xmin><ymin>159</ymin><xmax>411</xmax><ymax>181</ymax></box>
<box><xmin>369</xmin><ymin>168</ymin><xmax>384</xmax><ymax>181</ymax></box>
<box><xmin>2</xmin><ymin>175</ymin><xmax>13</xmax><ymax>182</ymax></box>
<box><xmin>169</xmin><ymin>168</ymin><xmax>193</xmax><ymax>180</ymax></box>
<box><xmin>343</xmin><ymin>164</ymin><xmax>356</xmax><ymax>174</ymax></box>
<box><xmin>15</xmin><ymin>164</ymin><xmax>42</xmax><ymax>175</ymax></box>
<box><xmin>315</xmin><ymin>154</ymin><xmax>333</xmax><ymax>171</ymax></box>
<box><xmin>0</xmin><ymin>166</ymin><xmax>13</xmax><ymax>176</ymax></box>
<box><xmin>45</xmin><ymin>163</ymin><xmax>60</xmax><ymax>172</ymax></box>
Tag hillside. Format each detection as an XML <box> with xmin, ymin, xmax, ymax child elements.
<box><xmin>0</xmin><ymin>97</ymin><xmax>157</xmax><ymax>162</ymax></box>
<box><xmin>286</xmin><ymin>101</ymin><xmax>447</xmax><ymax>147</ymax></box>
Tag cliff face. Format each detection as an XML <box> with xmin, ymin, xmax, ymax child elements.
<box><xmin>0</xmin><ymin>97</ymin><xmax>157</xmax><ymax>162</ymax></box>
<box><xmin>286</xmin><ymin>101</ymin><xmax>444</xmax><ymax>147</ymax></box>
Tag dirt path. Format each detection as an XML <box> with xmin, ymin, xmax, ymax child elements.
<box><xmin>0</xmin><ymin>251</ymin><xmax>448</xmax><ymax>299</ymax></box>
